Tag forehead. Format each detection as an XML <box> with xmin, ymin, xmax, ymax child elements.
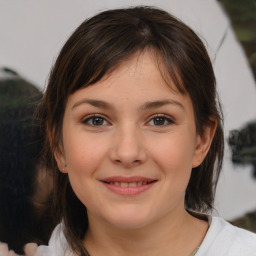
<box><xmin>70</xmin><ymin>52</ymin><xmax>174</xmax><ymax>99</ymax></box>
<box><xmin>66</xmin><ymin>51</ymin><xmax>194</xmax><ymax>116</ymax></box>
<box><xmin>87</xmin><ymin>50</ymin><xmax>182</xmax><ymax>94</ymax></box>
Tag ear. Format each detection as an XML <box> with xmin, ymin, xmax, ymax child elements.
<box><xmin>192</xmin><ymin>117</ymin><xmax>217</xmax><ymax>168</ymax></box>
<box><xmin>48</xmin><ymin>126</ymin><xmax>68</xmax><ymax>174</ymax></box>
<box><xmin>54</xmin><ymin>149</ymin><xmax>68</xmax><ymax>174</ymax></box>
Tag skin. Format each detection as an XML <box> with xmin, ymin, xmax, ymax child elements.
<box><xmin>56</xmin><ymin>51</ymin><xmax>216</xmax><ymax>256</ymax></box>
<box><xmin>0</xmin><ymin>243</ymin><xmax>38</xmax><ymax>256</ymax></box>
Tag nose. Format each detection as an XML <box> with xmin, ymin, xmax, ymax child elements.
<box><xmin>109</xmin><ymin>125</ymin><xmax>147</xmax><ymax>168</ymax></box>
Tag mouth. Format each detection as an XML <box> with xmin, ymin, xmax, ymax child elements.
<box><xmin>102</xmin><ymin>180</ymin><xmax>156</xmax><ymax>187</ymax></box>
<box><xmin>100</xmin><ymin>176</ymin><xmax>157</xmax><ymax>196</ymax></box>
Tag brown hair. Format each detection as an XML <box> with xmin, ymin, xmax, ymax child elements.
<box><xmin>39</xmin><ymin>6</ymin><xmax>224</xmax><ymax>254</ymax></box>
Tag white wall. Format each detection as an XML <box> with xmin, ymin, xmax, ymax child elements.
<box><xmin>1</xmin><ymin>0</ymin><xmax>256</xmax><ymax>220</ymax></box>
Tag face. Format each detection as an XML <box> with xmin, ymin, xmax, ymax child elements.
<box><xmin>56</xmin><ymin>51</ymin><xmax>214</xmax><ymax>230</ymax></box>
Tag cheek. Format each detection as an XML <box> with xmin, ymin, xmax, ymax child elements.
<box><xmin>63</xmin><ymin>131</ymin><xmax>106</xmax><ymax>174</ymax></box>
<box><xmin>62</xmin><ymin>135</ymin><xmax>104</xmax><ymax>202</ymax></box>
<box><xmin>64</xmin><ymin>136</ymin><xmax>106</xmax><ymax>207</ymax></box>
<box><xmin>152</xmin><ymin>134</ymin><xmax>195</xmax><ymax>166</ymax></box>
<box><xmin>149</xmin><ymin>133</ymin><xmax>195</xmax><ymax>186</ymax></box>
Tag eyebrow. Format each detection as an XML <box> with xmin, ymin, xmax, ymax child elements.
<box><xmin>140</xmin><ymin>99</ymin><xmax>184</xmax><ymax>111</ymax></box>
<box><xmin>72</xmin><ymin>99</ymin><xmax>113</xmax><ymax>110</ymax></box>
<box><xmin>72</xmin><ymin>99</ymin><xmax>184</xmax><ymax>111</ymax></box>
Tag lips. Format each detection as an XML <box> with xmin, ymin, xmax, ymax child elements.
<box><xmin>100</xmin><ymin>176</ymin><xmax>157</xmax><ymax>196</ymax></box>
<box><xmin>105</xmin><ymin>181</ymin><xmax>153</xmax><ymax>187</ymax></box>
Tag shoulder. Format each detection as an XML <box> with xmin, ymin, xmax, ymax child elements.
<box><xmin>35</xmin><ymin>223</ymin><xmax>74</xmax><ymax>256</ymax></box>
<box><xmin>197</xmin><ymin>215</ymin><xmax>256</xmax><ymax>256</ymax></box>
<box><xmin>210</xmin><ymin>216</ymin><xmax>256</xmax><ymax>243</ymax></box>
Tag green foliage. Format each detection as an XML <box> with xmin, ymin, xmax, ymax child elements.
<box><xmin>218</xmin><ymin>0</ymin><xmax>256</xmax><ymax>79</ymax></box>
<box><xmin>218</xmin><ymin>0</ymin><xmax>256</xmax><ymax>23</ymax></box>
<box><xmin>235</xmin><ymin>27</ymin><xmax>256</xmax><ymax>41</ymax></box>
<box><xmin>231</xmin><ymin>210</ymin><xmax>256</xmax><ymax>233</ymax></box>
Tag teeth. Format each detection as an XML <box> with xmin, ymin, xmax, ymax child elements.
<box><xmin>129</xmin><ymin>182</ymin><xmax>137</xmax><ymax>187</ymax></box>
<box><xmin>107</xmin><ymin>181</ymin><xmax>152</xmax><ymax>187</ymax></box>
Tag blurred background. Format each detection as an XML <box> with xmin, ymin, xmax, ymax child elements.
<box><xmin>0</xmin><ymin>0</ymin><xmax>255</xmax><ymax>230</ymax></box>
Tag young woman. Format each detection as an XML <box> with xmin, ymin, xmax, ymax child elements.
<box><xmin>36</xmin><ymin>6</ymin><xmax>256</xmax><ymax>256</ymax></box>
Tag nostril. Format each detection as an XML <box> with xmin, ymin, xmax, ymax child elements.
<box><xmin>117</xmin><ymin>160</ymin><xmax>142</xmax><ymax>168</ymax></box>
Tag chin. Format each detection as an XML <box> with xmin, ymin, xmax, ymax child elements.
<box><xmin>104</xmin><ymin>208</ymin><xmax>153</xmax><ymax>230</ymax></box>
<box><xmin>110</xmin><ymin>218</ymin><xmax>150</xmax><ymax>230</ymax></box>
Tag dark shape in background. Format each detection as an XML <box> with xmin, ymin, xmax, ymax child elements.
<box><xmin>0</xmin><ymin>67</ymin><xmax>54</xmax><ymax>254</ymax></box>
<box><xmin>228</xmin><ymin>121</ymin><xmax>256</xmax><ymax>232</ymax></box>
<box><xmin>228</xmin><ymin>122</ymin><xmax>256</xmax><ymax>178</ymax></box>
<box><xmin>218</xmin><ymin>0</ymin><xmax>256</xmax><ymax>233</ymax></box>
<box><xmin>218</xmin><ymin>0</ymin><xmax>256</xmax><ymax>81</ymax></box>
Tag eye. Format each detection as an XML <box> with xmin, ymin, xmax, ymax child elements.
<box><xmin>82</xmin><ymin>115</ymin><xmax>109</xmax><ymax>126</ymax></box>
<box><xmin>147</xmin><ymin>115</ymin><xmax>174</xmax><ymax>126</ymax></box>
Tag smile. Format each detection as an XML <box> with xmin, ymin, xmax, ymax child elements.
<box><xmin>100</xmin><ymin>176</ymin><xmax>157</xmax><ymax>196</ymax></box>
<box><xmin>105</xmin><ymin>181</ymin><xmax>153</xmax><ymax>187</ymax></box>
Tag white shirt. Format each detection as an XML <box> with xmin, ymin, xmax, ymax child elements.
<box><xmin>35</xmin><ymin>216</ymin><xmax>256</xmax><ymax>256</ymax></box>
<box><xmin>196</xmin><ymin>216</ymin><xmax>256</xmax><ymax>255</ymax></box>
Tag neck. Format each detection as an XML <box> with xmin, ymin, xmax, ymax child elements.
<box><xmin>83</xmin><ymin>208</ymin><xmax>208</xmax><ymax>256</ymax></box>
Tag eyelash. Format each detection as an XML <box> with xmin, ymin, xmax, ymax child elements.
<box><xmin>82</xmin><ymin>114</ymin><xmax>110</xmax><ymax>126</ymax></box>
<box><xmin>81</xmin><ymin>114</ymin><xmax>174</xmax><ymax>127</ymax></box>
<box><xmin>147</xmin><ymin>114</ymin><xmax>174</xmax><ymax>126</ymax></box>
